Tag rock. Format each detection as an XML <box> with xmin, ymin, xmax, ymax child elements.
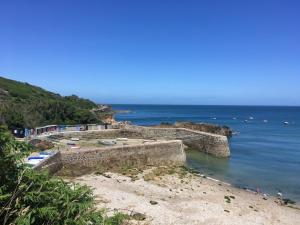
<box><xmin>150</xmin><ymin>200</ymin><xmax>158</xmax><ymax>205</ymax></box>
<box><xmin>103</xmin><ymin>173</ymin><xmax>111</xmax><ymax>178</ymax></box>
<box><xmin>131</xmin><ymin>212</ymin><xmax>146</xmax><ymax>221</ymax></box>
<box><xmin>224</xmin><ymin>196</ymin><xmax>231</xmax><ymax>203</ymax></box>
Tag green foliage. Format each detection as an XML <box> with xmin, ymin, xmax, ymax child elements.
<box><xmin>0</xmin><ymin>127</ymin><xmax>127</xmax><ymax>225</ymax></box>
<box><xmin>0</xmin><ymin>125</ymin><xmax>31</xmax><ymax>190</ymax></box>
<box><xmin>0</xmin><ymin>76</ymin><xmax>102</xmax><ymax>129</ymax></box>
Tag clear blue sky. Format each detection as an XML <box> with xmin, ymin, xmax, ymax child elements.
<box><xmin>1</xmin><ymin>0</ymin><xmax>299</xmax><ymax>105</ymax></box>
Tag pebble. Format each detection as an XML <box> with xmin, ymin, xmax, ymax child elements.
<box><xmin>150</xmin><ymin>200</ymin><xmax>158</xmax><ymax>205</ymax></box>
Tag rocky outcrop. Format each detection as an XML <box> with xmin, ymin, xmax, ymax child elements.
<box><xmin>92</xmin><ymin>104</ymin><xmax>116</xmax><ymax>124</ymax></box>
<box><xmin>100</xmin><ymin>112</ymin><xmax>116</xmax><ymax>124</ymax></box>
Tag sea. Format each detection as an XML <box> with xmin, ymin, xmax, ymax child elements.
<box><xmin>112</xmin><ymin>104</ymin><xmax>300</xmax><ymax>202</ymax></box>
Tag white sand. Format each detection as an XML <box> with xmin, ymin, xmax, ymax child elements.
<box><xmin>73</xmin><ymin>168</ymin><xmax>300</xmax><ymax>225</ymax></box>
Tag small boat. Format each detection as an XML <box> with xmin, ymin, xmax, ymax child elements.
<box><xmin>244</xmin><ymin>119</ymin><xmax>248</xmax><ymax>123</ymax></box>
<box><xmin>67</xmin><ymin>142</ymin><xmax>76</xmax><ymax>146</ymax></box>
<box><xmin>71</xmin><ymin>137</ymin><xmax>80</xmax><ymax>141</ymax></box>
<box><xmin>283</xmin><ymin>121</ymin><xmax>289</xmax><ymax>125</ymax></box>
<box><xmin>27</xmin><ymin>159</ymin><xmax>43</xmax><ymax>165</ymax></box>
<box><xmin>71</xmin><ymin>146</ymin><xmax>80</xmax><ymax>149</ymax></box>
<box><xmin>28</xmin><ymin>156</ymin><xmax>45</xmax><ymax>160</ymax></box>
<box><xmin>98</xmin><ymin>140</ymin><xmax>117</xmax><ymax>146</ymax></box>
<box><xmin>116</xmin><ymin>138</ymin><xmax>128</xmax><ymax>141</ymax></box>
<box><xmin>40</xmin><ymin>151</ymin><xmax>53</xmax><ymax>156</ymax></box>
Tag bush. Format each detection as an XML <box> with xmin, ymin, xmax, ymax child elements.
<box><xmin>0</xmin><ymin>126</ymin><xmax>127</xmax><ymax>225</ymax></box>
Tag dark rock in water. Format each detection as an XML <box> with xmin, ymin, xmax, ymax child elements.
<box><xmin>155</xmin><ymin>121</ymin><xmax>232</xmax><ymax>138</ymax></box>
<box><xmin>29</xmin><ymin>139</ymin><xmax>54</xmax><ymax>150</ymax></box>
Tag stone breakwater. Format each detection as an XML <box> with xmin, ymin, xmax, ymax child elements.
<box><xmin>123</xmin><ymin>125</ymin><xmax>230</xmax><ymax>157</ymax></box>
<box><xmin>34</xmin><ymin>125</ymin><xmax>229</xmax><ymax>175</ymax></box>
<box><xmin>156</xmin><ymin>121</ymin><xmax>233</xmax><ymax>138</ymax></box>
<box><xmin>34</xmin><ymin>140</ymin><xmax>185</xmax><ymax>175</ymax></box>
<box><xmin>54</xmin><ymin>125</ymin><xmax>230</xmax><ymax>157</ymax></box>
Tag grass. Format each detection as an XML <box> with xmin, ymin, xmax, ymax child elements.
<box><xmin>143</xmin><ymin>166</ymin><xmax>193</xmax><ymax>181</ymax></box>
<box><xmin>58</xmin><ymin>162</ymin><xmax>198</xmax><ymax>185</ymax></box>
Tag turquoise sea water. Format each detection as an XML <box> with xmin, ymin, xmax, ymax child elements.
<box><xmin>112</xmin><ymin>104</ymin><xmax>300</xmax><ymax>202</ymax></box>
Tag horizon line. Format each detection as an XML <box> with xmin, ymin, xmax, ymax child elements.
<box><xmin>105</xmin><ymin>103</ymin><xmax>300</xmax><ymax>107</ymax></box>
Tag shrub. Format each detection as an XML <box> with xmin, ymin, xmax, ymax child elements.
<box><xmin>0</xmin><ymin>126</ymin><xmax>127</xmax><ymax>225</ymax></box>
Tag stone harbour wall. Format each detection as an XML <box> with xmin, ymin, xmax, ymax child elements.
<box><xmin>124</xmin><ymin>126</ymin><xmax>230</xmax><ymax>157</ymax></box>
<box><xmin>60</xmin><ymin>140</ymin><xmax>185</xmax><ymax>169</ymax></box>
<box><xmin>56</xmin><ymin>125</ymin><xmax>230</xmax><ymax>157</ymax></box>
<box><xmin>33</xmin><ymin>151</ymin><xmax>63</xmax><ymax>175</ymax></box>
<box><xmin>37</xmin><ymin>125</ymin><xmax>229</xmax><ymax>175</ymax></box>
<box><xmin>34</xmin><ymin>140</ymin><xmax>186</xmax><ymax>176</ymax></box>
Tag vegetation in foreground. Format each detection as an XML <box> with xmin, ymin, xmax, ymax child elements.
<box><xmin>0</xmin><ymin>125</ymin><xmax>128</xmax><ymax>225</ymax></box>
<box><xmin>0</xmin><ymin>76</ymin><xmax>112</xmax><ymax>129</ymax></box>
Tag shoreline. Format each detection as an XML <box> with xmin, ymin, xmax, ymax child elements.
<box><xmin>197</xmin><ymin>172</ymin><xmax>299</xmax><ymax>207</ymax></box>
<box><xmin>71</xmin><ymin>166</ymin><xmax>300</xmax><ymax>225</ymax></box>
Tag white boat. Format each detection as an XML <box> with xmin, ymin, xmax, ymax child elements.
<box><xmin>27</xmin><ymin>159</ymin><xmax>43</xmax><ymax>165</ymax></box>
<box><xmin>71</xmin><ymin>137</ymin><xmax>80</xmax><ymax>141</ymax></box>
<box><xmin>116</xmin><ymin>138</ymin><xmax>128</xmax><ymax>141</ymax></box>
<box><xmin>71</xmin><ymin>146</ymin><xmax>80</xmax><ymax>149</ymax></box>
<box><xmin>98</xmin><ymin>140</ymin><xmax>117</xmax><ymax>146</ymax></box>
<box><xmin>283</xmin><ymin>121</ymin><xmax>289</xmax><ymax>125</ymax></box>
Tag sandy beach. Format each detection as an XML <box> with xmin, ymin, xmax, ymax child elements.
<box><xmin>72</xmin><ymin>167</ymin><xmax>300</xmax><ymax>225</ymax></box>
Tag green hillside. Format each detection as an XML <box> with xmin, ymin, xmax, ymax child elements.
<box><xmin>0</xmin><ymin>76</ymin><xmax>110</xmax><ymax>129</ymax></box>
